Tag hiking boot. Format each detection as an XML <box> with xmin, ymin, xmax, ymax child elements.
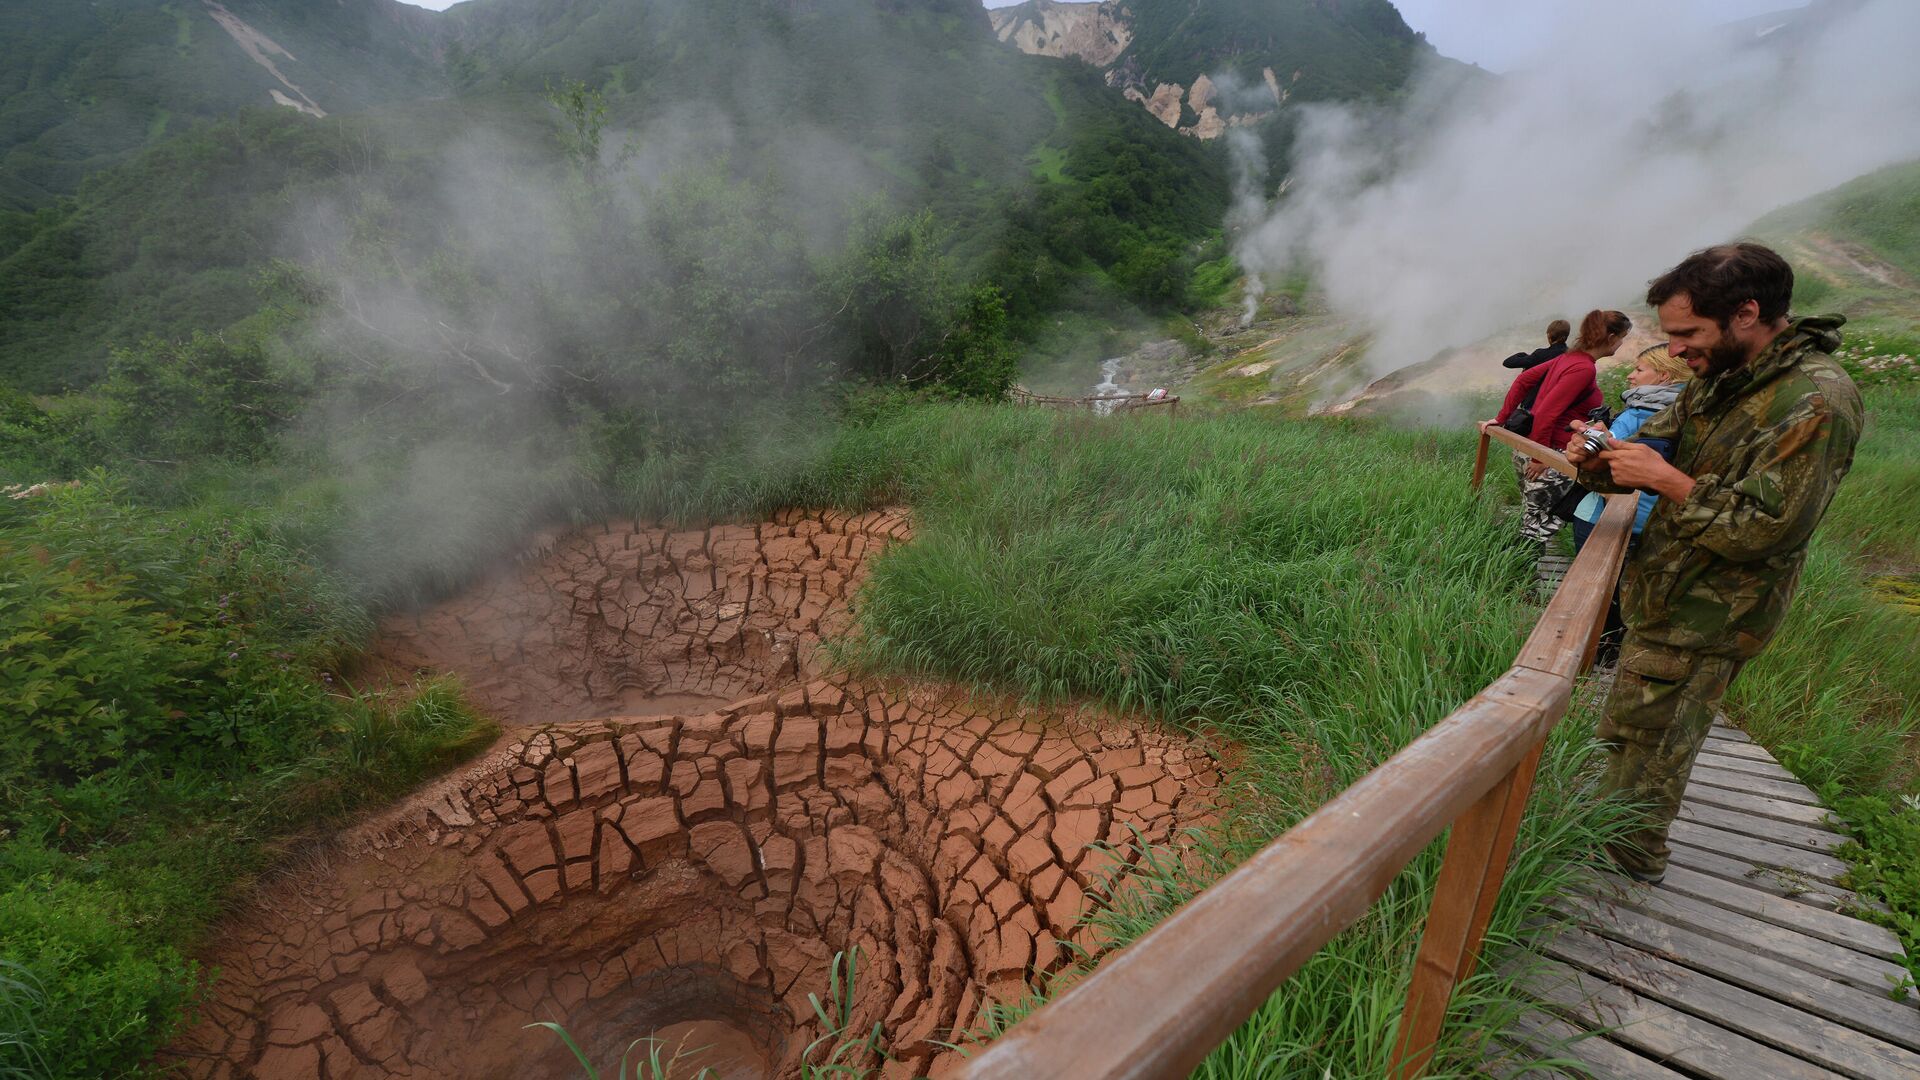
<box><xmin>1604</xmin><ymin>843</ymin><xmax>1665</xmax><ymax>886</ymax></box>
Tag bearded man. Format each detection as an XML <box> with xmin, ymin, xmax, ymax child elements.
<box><xmin>1564</xmin><ymin>242</ymin><xmax>1862</xmax><ymax>884</ymax></box>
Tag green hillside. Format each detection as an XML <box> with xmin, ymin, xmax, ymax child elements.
<box><xmin>0</xmin><ymin>0</ymin><xmax>442</xmax><ymax>212</ymax></box>
<box><xmin>0</xmin><ymin>0</ymin><xmax>1230</xmax><ymax>392</ymax></box>
<box><xmin>1754</xmin><ymin>159</ymin><xmax>1920</xmax><ymax>330</ymax></box>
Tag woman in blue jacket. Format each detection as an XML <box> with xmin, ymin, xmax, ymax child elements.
<box><xmin>1570</xmin><ymin>343</ymin><xmax>1690</xmax><ymax>550</ymax></box>
<box><xmin>1570</xmin><ymin>343</ymin><xmax>1689</xmax><ymax>665</ymax></box>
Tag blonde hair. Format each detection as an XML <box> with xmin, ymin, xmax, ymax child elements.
<box><xmin>1636</xmin><ymin>343</ymin><xmax>1690</xmax><ymax>383</ymax></box>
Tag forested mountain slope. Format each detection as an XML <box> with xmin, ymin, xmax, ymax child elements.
<box><xmin>0</xmin><ymin>0</ymin><xmax>443</xmax><ymax>211</ymax></box>
<box><xmin>0</xmin><ymin>0</ymin><xmax>1231</xmax><ymax>392</ymax></box>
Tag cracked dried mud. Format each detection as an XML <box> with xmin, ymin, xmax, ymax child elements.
<box><xmin>170</xmin><ymin>509</ymin><xmax>1222</xmax><ymax>1078</ymax></box>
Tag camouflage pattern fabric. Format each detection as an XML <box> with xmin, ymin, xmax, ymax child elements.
<box><xmin>1583</xmin><ymin>315</ymin><xmax>1861</xmax><ymax>876</ymax></box>
<box><xmin>1579</xmin><ymin>315</ymin><xmax>1864</xmax><ymax>659</ymax></box>
<box><xmin>1596</xmin><ymin>636</ymin><xmax>1745</xmax><ymax>877</ymax></box>
<box><xmin>1512</xmin><ymin>450</ymin><xmax>1572</xmax><ymax>543</ymax></box>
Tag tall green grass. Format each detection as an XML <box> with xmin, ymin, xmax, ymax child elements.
<box><xmin>741</xmin><ymin>403</ymin><xmax>1625</xmax><ymax>1075</ymax></box>
<box><xmin>1727</xmin><ymin>381</ymin><xmax>1920</xmax><ymax>969</ymax></box>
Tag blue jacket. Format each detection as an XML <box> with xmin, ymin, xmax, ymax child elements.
<box><xmin>1574</xmin><ymin>405</ymin><xmax>1660</xmax><ymax>532</ymax></box>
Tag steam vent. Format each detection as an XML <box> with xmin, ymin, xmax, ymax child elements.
<box><xmin>171</xmin><ymin>509</ymin><xmax>1222</xmax><ymax>1078</ymax></box>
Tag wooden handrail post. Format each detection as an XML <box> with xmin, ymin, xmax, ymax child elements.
<box><xmin>1387</xmin><ymin>743</ymin><xmax>1545</xmax><ymax>1078</ymax></box>
<box><xmin>1471</xmin><ymin>430</ymin><xmax>1491</xmax><ymax>490</ymax></box>
<box><xmin>950</xmin><ymin>439</ymin><xmax>1638</xmax><ymax>1080</ymax></box>
<box><xmin>1386</xmin><ymin>492</ymin><xmax>1637</xmax><ymax>1078</ymax></box>
<box><xmin>1577</xmin><ymin>494</ymin><xmax>1633</xmax><ymax>674</ymax></box>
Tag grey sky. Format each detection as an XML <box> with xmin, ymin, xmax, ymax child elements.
<box><xmin>397</xmin><ymin>1</ymin><xmax>1809</xmax><ymax>72</ymax></box>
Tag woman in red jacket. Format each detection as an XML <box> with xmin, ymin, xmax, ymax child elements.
<box><xmin>1483</xmin><ymin>308</ymin><xmax>1631</xmax><ymax>546</ymax></box>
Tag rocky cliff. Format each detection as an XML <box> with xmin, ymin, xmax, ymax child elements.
<box><xmin>989</xmin><ymin>0</ymin><xmax>1435</xmax><ymax>140</ymax></box>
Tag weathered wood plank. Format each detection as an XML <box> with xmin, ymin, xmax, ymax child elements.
<box><xmin>1690</xmin><ymin>765</ymin><xmax>1827</xmax><ymax>807</ymax></box>
<box><xmin>1554</xmin><ymin>897</ymin><xmax>1920</xmax><ymax>1051</ymax></box>
<box><xmin>1696</xmin><ymin>749</ymin><xmax>1800</xmax><ymax>781</ymax></box>
<box><xmin>1584</xmin><ymin>876</ymin><xmax>1912</xmax><ymax>994</ymax></box>
<box><xmin>1513</xmin><ymin>956</ymin><xmax>1843</xmax><ymax>1080</ymax></box>
<box><xmin>1498</xmin><ymin>1009</ymin><xmax>1690</xmax><ymax>1080</ymax></box>
<box><xmin>1678</xmin><ymin>801</ymin><xmax>1851</xmax><ymax>853</ymax></box>
<box><xmin>1655</xmin><ymin>864</ymin><xmax>1906</xmax><ymax>962</ymax></box>
<box><xmin>1700</xmin><ymin>737</ymin><xmax>1779</xmax><ymax>763</ymax></box>
<box><xmin>1708</xmin><ymin>725</ymin><xmax>1754</xmax><ymax>743</ymax></box>
<box><xmin>1667</xmin><ymin>820</ymin><xmax>1853</xmax><ymax>884</ymax></box>
<box><xmin>1543</xmin><ymin>925</ymin><xmax>1920</xmax><ymax>1080</ymax></box>
<box><xmin>1666</xmin><ymin>839</ymin><xmax>1870</xmax><ymax>912</ymax></box>
<box><xmin>1684</xmin><ymin>783</ymin><xmax>1844</xmax><ymax>829</ymax></box>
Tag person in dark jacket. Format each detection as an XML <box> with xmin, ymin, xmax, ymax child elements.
<box><xmin>1483</xmin><ymin>309</ymin><xmax>1631</xmax><ymax>546</ymax></box>
<box><xmin>1502</xmin><ymin>319</ymin><xmax>1572</xmax><ymax>370</ymax></box>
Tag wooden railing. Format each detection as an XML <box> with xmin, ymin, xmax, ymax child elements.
<box><xmin>955</xmin><ymin>426</ymin><xmax>1635</xmax><ymax>1080</ymax></box>
<box><xmin>1010</xmin><ymin>387</ymin><xmax>1182</xmax><ymax>414</ymax></box>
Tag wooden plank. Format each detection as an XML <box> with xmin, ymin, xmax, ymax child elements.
<box><xmin>1554</xmin><ymin>897</ymin><xmax>1920</xmax><ymax>1050</ymax></box>
<box><xmin>1497</xmin><ymin>1009</ymin><xmax>1690</xmax><ymax>1080</ymax></box>
<box><xmin>1393</xmin><ymin>747</ymin><xmax>1546</xmax><ymax>1077</ymax></box>
<box><xmin>1696</xmin><ymin>749</ymin><xmax>1800</xmax><ymax>781</ymax></box>
<box><xmin>1709</xmin><ymin>725</ymin><xmax>1755</xmax><ymax>743</ymax></box>
<box><xmin>1678</xmin><ymin>801</ymin><xmax>1851</xmax><ymax>853</ymax></box>
<box><xmin>1513</xmin><ymin>956</ymin><xmax>1843</xmax><ymax>1079</ymax></box>
<box><xmin>1690</xmin><ymin>765</ymin><xmax>1827</xmax><ymax>807</ymax></box>
<box><xmin>1656</xmin><ymin>864</ymin><xmax>1906</xmax><ymax>962</ymax></box>
<box><xmin>1667</xmin><ymin>840</ymin><xmax>1865</xmax><ymax>911</ymax></box>
<box><xmin>1484</xmin><ymin>424</ymin><xmax>1578</xmax><ymax>479</ymax></box>
<box><xmin>1683</xmin><ymin>783</ymin><xmax>1843</xmax><ymax>829</ymax></box>
<box><xmin>1543</xmin><ymin>925</ymin><xmax>1920</xmax><ymax>1080</ymax></box>
<box><xmin>1700</xmin><ymin>737</ymin><xmax>1779</xmax><ymax>762</ymax></box>
<box><xmin>1667</xmin><ymin>819</ymin><xmax>1852</xmax><ymax>884</ymax></box>
<box><xmin>1585</xmin><ymin>875</ymin><xmax>1912</xmax><ymax>994</ymax></box>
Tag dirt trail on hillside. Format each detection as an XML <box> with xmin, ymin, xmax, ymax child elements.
<box><xmin>169</xmin><ymin>510</ymin><xmax>1222</xmax><ymax>1079</ymax></box>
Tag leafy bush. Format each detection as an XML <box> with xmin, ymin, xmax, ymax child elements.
<box><xmin>0</xmin><ymin>480</ymin><xmax>491</xmax><ymax>1077</ymax></box>
<box><xmin>98</xmin><ymin>333</ymin><xmax>296</xmax><ymax>462</ymax></box>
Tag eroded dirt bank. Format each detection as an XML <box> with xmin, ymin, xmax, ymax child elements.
<box><xmin>170</xmin><ymin>510</ymin><xmax>1222</xmax><ymax>1078</ymax></box>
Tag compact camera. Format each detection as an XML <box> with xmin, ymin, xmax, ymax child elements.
<box><xmin>1576</xmin><ymin>426</ymin><xmax>1612</xmax><ymax>456</ymax></box>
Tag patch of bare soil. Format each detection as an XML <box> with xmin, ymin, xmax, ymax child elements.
<box><xmin>169</xmin><ymin>510</ymin><xmax>1223</xmax><ymax>1078</ymax></box>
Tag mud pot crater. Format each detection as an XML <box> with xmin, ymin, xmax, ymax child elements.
<box><xmin>173</xmin><ymin>509</ymin><xmax>1223</xmax><ymax>1078</ymax></box>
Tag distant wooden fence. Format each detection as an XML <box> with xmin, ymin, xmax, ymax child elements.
<box><xmin>1010</xmin><ymin>387</ymin><xmax>1181</xmax><ymax>415</ymax></box>
<box><xmin>954</xmin><ymin>426</ymin><xmax>1635</xmax><ymax>1080</ymax></box>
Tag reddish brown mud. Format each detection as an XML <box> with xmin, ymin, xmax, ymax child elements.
<box><xmin>169</xmin><ymin>510</ymin><xmax>1222</xmax><ymax>1078</ymax></box>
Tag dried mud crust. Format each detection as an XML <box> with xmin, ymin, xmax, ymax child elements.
<box><xmin>171</xmin><ymin>510</ymin><xmax>1222</xmax><ymax>1079</ymax></box>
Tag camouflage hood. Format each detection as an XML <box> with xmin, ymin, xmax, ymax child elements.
<box><xmin>1691</xmin><ymin>314</ymin><xmax>1846</xmax><ymax>417</ymax></box>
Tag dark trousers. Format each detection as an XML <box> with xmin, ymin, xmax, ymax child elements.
<box><xmin>1597</xmin><ymin>637</ymin><xmax>1746</xmax><ymax>876</ymax></box>
<box><xmin>1571</xmin><ymin>519</ymin><xmax>1633</xmax><ymax>662</ymax></box>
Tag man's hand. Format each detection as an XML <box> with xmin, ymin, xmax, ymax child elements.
<box><xmin>1563</xmin><ymin>421</ymin><xmax>1602</xmax><ymax>467</ymax></box>
<box><xmin>1522</xmin><ymin>459</ymin><xmax>1550</xmax><ymax>481</ymax></box>
<box><xmin>1598</xmin><ymin>440</ymin><xmax>1696</xmax><ymax>502</ymax></box>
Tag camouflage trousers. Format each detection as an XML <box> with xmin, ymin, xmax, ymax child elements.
<box><xmin>1595</xmin><ymin>635</ymin><xmax>1746</xmax><ymax>878</ymax></box>
<box><xmin>1512</xmin><ymin>451</ymin><xmax>1573</xmax><ymax>543</ymax></box>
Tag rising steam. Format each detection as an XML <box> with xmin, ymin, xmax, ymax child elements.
<box><xmin>1232</xmin><ymin>0</ymin><xmax>1920</xmax><ymax>376</ymax></box>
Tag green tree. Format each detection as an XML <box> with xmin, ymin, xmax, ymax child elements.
<box><xmin>98</xmin><ymin>333</ymin><xmax>293</xmax><ymax>462</ymax></box>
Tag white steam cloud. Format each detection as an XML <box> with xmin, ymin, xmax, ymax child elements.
<box><xmin>1234</xmin><ymin>0</ymin><xmax>1920</xmax><ymax>376</ymax></box>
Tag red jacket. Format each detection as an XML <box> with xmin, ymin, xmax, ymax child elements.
<box><xmin>1496</xmin><ymin>350</ymin><xmax>1602</xmax><ymax>451</ymax></box>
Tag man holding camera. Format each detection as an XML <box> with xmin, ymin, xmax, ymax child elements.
<box><xmin>1565</xmin><ymin>242</ymin><xmax>1862</xmax><ymax>884</ymax></box>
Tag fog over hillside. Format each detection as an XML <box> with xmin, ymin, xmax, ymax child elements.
<box><xmin>1231</xmin><ymin>0</ymin><xmax>1920</xmax><ymax>384</ymax></box>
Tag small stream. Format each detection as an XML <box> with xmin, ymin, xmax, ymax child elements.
<box><xmin>1092</xmin><ymin>355</ymin><xmax>1127</xmax><ymax>415</ymax></box>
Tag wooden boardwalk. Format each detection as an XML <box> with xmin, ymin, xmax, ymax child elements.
<box><xmin>1493</xmin><ymin>724</ymin><xmax>1920</xmax><ymax>1078</ymax></box>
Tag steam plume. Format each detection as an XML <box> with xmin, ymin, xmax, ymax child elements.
<box><xmin>1233</xmin><ymin>0</ymin><xmax>1920</xmax><ymax>376</ymax></box>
